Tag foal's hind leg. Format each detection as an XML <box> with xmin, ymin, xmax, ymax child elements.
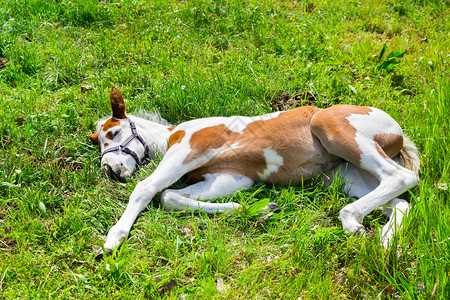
<box><xmin>327</xmin><ymin>163</ymin><xmax>410</xmax><ymax>246</ymax></box>
<box><xmin>161</xmin><ymin>173</ymin><xmax>276</xmax><ymax>213</ymax></box>
<box><xmin>311</xmin><ymin>106</ymin><xmax>418</xmax><ymax>235</ymax></box>
<box><xmin>336</xmin><ymin>141</ymin><xmax>416</xmax><ymax>235</ymax></box>
<box><xmin>379</xmin><ymin>198</ymin><xmax>410</xmax><ymax>247</ymax></box>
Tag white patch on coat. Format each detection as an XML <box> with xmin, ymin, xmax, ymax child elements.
<box><xmin>346</xmin><ymin>107</ymin><xmax>402</xmax><ymax>139</ymax></box>
<box><xmin>346</xmin><ymin>107</ymin><xmax>403</xmax><ymax>169</ymax></box>
<box><xmin>257</xmin><ymin>148</ymin><xmax>284</xmax><ymax>180</ymax></box>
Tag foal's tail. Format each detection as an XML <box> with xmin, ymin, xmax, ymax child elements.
<box><xmin>395</xmin><ymin>136</ymin><xmax>420</xmax><ymax>175</ymax></box>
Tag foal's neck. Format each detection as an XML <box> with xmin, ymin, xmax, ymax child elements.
<box><xmin>131</xmin><ymin>115</ymin><xmax>171</xmax><ymax>156</ymax></box>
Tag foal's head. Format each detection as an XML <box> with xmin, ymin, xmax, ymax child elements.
<box><xmin>88</xmin><ymin>88</ymin><xmax>149</xmax><ymax>182</ymax></box>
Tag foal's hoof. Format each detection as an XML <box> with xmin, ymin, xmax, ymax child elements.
<box><xmin>95</xmin><ymin>248</ymin><xmax>112</xmax><ymax>261</ymax></box>
<box><xmin>353</xmin><ymin>225</ymin><xmax>366</xmax><ymax>236</ymax></box>
<box><xmin>345</xmin><ymin>224</ymin><xmax>366</xmax><ymax>237</ymax></box>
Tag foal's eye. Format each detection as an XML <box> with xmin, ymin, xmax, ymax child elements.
<box><xmin>113</xmin><ymin>129</ymin><xmax>121</xmax><ymax>137</ymax></box>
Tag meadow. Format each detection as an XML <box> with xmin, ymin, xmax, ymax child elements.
<box><xmin>0</xmin><ymin>0</ymin><xmax>449</xmax><ymax>298</ymax></box>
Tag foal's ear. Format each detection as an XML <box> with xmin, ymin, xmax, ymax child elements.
<box><xmin>110</xmin><ymin>87</ymin><xmax>127</xmax><ymax>119</ymax></box>
<box><xmin>88</xmin><ymin>132</ymin><xmax>100</xmax><ymax>145</ymax></box>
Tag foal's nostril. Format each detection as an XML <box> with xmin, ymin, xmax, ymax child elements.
<box><xmin>106</xmin><ymin>165</ymin><xmax>127</xmax><ymax>183</ymax></box>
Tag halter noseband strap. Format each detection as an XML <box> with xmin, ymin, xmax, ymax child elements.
<box><xmin>101</xmin><ymin>118</ymin><xmax>151</xmax><ymax>166</ymax></box>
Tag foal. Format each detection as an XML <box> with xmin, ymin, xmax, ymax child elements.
<box><xmin>89</xmin><ymin>88</ymin><xmax>419</xmax><ymax>257</ymax></box>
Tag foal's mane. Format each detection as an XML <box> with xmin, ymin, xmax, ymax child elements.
<box><xmin>134</xmin><ymin>109</ymin><xmax>172</xmax><ymax>126</ymax></box>
<box><xmin>95</xmin><ymin>109</ymin><xmax>172</xmax><ymax>132</ymax></box>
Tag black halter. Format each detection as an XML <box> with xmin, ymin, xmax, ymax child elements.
<box><xmin>101</xmin><ymin>118</ymin><xmax>151</xmax><ymax>166</ymax></box>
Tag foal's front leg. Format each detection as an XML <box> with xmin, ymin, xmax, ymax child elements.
<box><xmin>161</xmin><ymin>173</ymin><xmax>256</xmax><ymax>213</ymax></box>
<box><xmin>99</xmin><ymin>148</ymin><xmax>205</xmax><ymax>258</ymax></box>
<box><xmin>102</xmin><ymin>175</ymin><xmax>161</xmax><ymax>254</ymax></box>
<box><xmin>100</xmin><ymin>175</ymin><xmax>177</xmax><ymax>257</ymax></box>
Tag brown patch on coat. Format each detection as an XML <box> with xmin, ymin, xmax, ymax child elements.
<box><xmin>185</xmin><ymin>125</ymin><xmax>233</xmax><ymax>162</ymax></box>
<box><xmin>310</xmin><ymin>105</ymin><xmax>372</xmax><ymax>166</ymax></box>
<box><xmin>168</xmin><ymin>127</ymin><xmax>175</xmax><ymax>131</ymax></box>
<box><xmin>102</xmin><ymin>118</ymin><xmax>121</xmax><ymax>131</ymax></box>
<box><xmin>184</xmin><ymin>106</ymin><xmax>339</xmax><ymax>185</ymax></box>
<box><xmin>168</xmin><ymin>130</ymin><xmax>186</xmax><ymax>149</ymax></box>
<box><xmin>106</xmin><ymin>131</ymin><xmax>114</xmax><ymax>140</ymax></box>
<box><xmin>374</xmin><ymin>134</ymin><xmax>403</xmax><ymax>158</ymax></box>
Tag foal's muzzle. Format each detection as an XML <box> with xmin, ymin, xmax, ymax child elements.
<box><xmin>103</xmin><ymin>164</ymin><xmax>127</xmax><ymax>183</ymax></box>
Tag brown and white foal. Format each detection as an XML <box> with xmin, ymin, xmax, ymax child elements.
<box><xmin>89</xmin><ymin>88</ymin><xmax>419</xmax><ymax>256</ymax></box>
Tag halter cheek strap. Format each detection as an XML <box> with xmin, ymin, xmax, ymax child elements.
<box><xmin>101</xmin><ymin>118</ymin><xmax>151</xmax><ymax>166</ymax></box>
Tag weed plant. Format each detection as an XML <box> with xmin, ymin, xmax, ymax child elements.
<box><xmin>0</xmin><ymin>0</ymin><xmax>449</xmax><ymax>298</ymax></box>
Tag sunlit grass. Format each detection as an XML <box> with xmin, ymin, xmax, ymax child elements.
<box><xmin>0</xmin><ymin>0</ymin><xmax>449</xmax><ymax>298</ymax></box>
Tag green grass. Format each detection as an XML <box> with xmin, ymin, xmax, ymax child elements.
<box><xmin>0</xmin><ymin>0</ymin><xmax>449</xmax><ymax>298</ymax></box>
